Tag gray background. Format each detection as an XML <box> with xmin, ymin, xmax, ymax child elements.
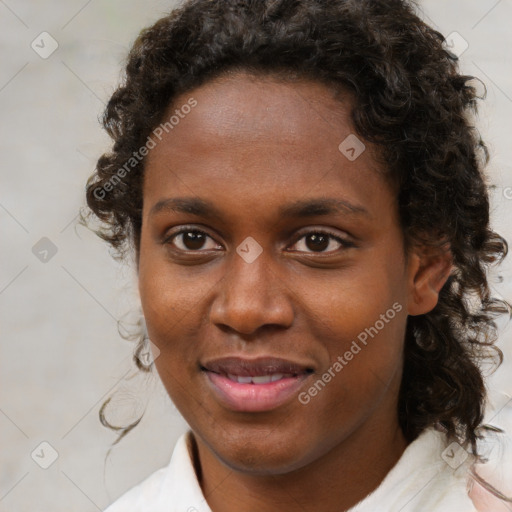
<box><xmin>1</xmin><ymin>1</ymin><xmax>511</xmax><ymax>510</ymax></box>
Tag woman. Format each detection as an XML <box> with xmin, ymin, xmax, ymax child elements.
<box><xmin>85</xmin><ymin>0</ymin><xmax>511</xmax><ymax>510</ymax></box>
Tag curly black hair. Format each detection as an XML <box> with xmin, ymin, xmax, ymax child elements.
<box><xmin>85</xmin><ymin>0</ymin><xmax>509</xmax><ymax>475</ymax></box>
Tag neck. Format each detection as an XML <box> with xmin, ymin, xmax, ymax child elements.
<box><xmin>193</xmin><ymin>416</ymin><xmax>409</xmax><ymax>512</ymax></box>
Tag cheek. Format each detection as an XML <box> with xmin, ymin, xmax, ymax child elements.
<box><xmin>138</xmin><ymin>233</ymin><xmax>213</xmax><ymax>328</ymax></box>
<box><xmin>301</xmin><ymin>257</ymin><xmax>407</xmax><ymax>347</ymax></box>
<box><xmin>295</xmin><ymin>255</ymin><xmax>408</xmax><ymax>405</ymax></box>
<box><xmin>139</xmin><ymin>280</ymin><xmax>203</xmax><ymax>370</ymax></box>
<box><xmin>137</xmin><ymin>242</ymin><xmax>209</xmax><ymax>378</ymax></box>
<box><xmin>138</xmin><ymin>264</ymin><xmax>203</xmax><ymax>414</ymax></box>
<box><xmin>300</xmin><ymin>284</ymin><xmax>407</xmax><ymax>437</ymax></box>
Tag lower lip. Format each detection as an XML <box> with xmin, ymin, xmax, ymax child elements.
<box><xmin>205</xmin><ymin>372</ymin><xmax>310</xmax><ymax>412</ymax></box>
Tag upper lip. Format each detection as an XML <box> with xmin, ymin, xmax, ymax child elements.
<box><xmin>201</xmin><ymin>356</ymin><xmax>314</xmax><ymax>377</ymax></box>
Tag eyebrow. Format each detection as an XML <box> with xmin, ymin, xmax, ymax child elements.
<box><xmin>149</xmin><ymin>197</ymin><xmax>369</xmax><ymax>220</ymax></box>
<box><xmin>150</xmin><ymin>197</ymin><xmax>224</xmax><ymax>220</ymax></box>
<box><xmin>279</xmin><ymin>198</ymin><xmax>369</xmax><ymax>218</ymax></box>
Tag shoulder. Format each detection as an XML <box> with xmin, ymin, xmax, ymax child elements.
<box><xmin>349</xmin><ymin>426</ymin><xmax>479</xmax><ymax>511</ymax></box>
<box><xmin>468</xmin><ymin>406</ymin><xmax>512</xmax><ymax>512</ymax></box>
<box><xmin>103</xmin><ymin>464</ymin><xmax>169</xmax><ymax>512</ymax></box>
<box><xmin>103</xmin><ymin>432</ymin><xmax>203</xmax><ymax>512</ymax></box>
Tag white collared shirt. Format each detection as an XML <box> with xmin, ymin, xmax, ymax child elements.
<box><xmin>104</xmin><ymin>426</ymin><xmax>479</xmax><ymax>512</ymax></box>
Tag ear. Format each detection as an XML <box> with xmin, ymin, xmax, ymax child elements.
<box><xmin>406</xmin><ymin>245</ymin><xmax>453</xmax><ymax>316</ymax></box>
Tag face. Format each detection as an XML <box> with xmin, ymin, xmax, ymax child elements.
<box><xmin>138</xmin><ymin>72</ymin><xmax>415</xmax><ymax>475</ymax></box>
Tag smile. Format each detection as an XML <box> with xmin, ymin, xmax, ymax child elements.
<box><xmin>201</xmin><ymin>356</ymin><xmax>314</xmax><ymax>412</ymax></box>
<box><xmin>226</xmin><ymin>373</ymin><xmax>292</xmax><ymax>384</ymax></box>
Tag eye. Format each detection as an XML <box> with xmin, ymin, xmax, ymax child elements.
<box><xmin>164</xmin><ymin>227</ymin><xmax>353</xmax><ymax>254</ymax></box>
<box><xmin>289</xmin><ymin>230</ymin><xmax>353</xmax><ymax>253</ymax></box>
<box><xmin>165</xmin><ymin>228</ymin><xmax>222</xmax><ymax>252</ymax></box>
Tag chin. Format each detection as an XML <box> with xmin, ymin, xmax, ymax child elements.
<box><xmin>217</xmin><ymin>446</ymin><xmax>307</xmax><ymax>476</ymax></box>
<box><xmin>203</xmin><ymin>423</ymin><xmax>317</xmax><ymax>476</ymax></box>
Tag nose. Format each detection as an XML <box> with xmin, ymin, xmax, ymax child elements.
<box><xmin>209</xmin><ymin>250</ymin><xmax>294</xmax><ymax>336</ymax></box>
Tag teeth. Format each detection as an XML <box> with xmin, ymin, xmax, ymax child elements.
<box><xmin>226</xmin><ymin>373</ymin><xmax>290</xmax><ymax>384</ymax></box>
<box><xmin>252</xmin><ymin>375</ymin><xmax>272</xmax><ymax>384</ymax></box>
<box><xmin>228</xmin><ymin>374</ymin><xmax>252</xmax><ymax>383</ymax></box>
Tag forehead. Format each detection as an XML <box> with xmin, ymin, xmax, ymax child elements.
<box><xmin>156</xmin><ymin>72</ymin><xmax>357</xmax><ymax>155</ymax></box>
<box><xmin>142</xmin><ymin>71</ymin><xmax>393</xmax><ymax>221</ymax></box>
<box><xmin>182</xmin><ymin>72</ymin><xmax>347</xmax><ymax>131</ymax></box>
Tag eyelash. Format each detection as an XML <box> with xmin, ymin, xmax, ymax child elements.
<box><xmin>164</xmin><ymin>226</ymin><xmax>354</xmax><ymax>254</ymax></box>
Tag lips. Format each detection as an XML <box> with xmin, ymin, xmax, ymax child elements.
<box><xmin>201</xmin><ymin>356</ymin><xmax>313</xmax><ymax>378</ymax></box>
<box><xmin>201</xmin><ymin>356</ymin><xmax>314</xmax><ymax>412</ymax></box>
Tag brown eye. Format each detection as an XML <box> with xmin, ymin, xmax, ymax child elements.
<box><xmin>290</xmin><ymin>230</ymin><xmax>353</xmax><ymax>253</ymax></box>
<box><xmin>166</xmin><ymin>229</ymin><xmax>221</xmax><ymax>251</ymax></box>
<box><xmin>304</xmin><ymin>233</ymin><xmax>330</xmax><ymax>252</ymax></box>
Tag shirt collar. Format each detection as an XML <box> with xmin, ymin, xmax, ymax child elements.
<box><xmin>156</xmin><ymin>431</ymin><xmax>212</xmax><ymax>512</ymax></box>
<box><xmin>150</xmin><ymin>427</ymin><xmax>477</xmax><ymax>512</ymax></box>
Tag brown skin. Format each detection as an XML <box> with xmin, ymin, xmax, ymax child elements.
<box><xmin>138</xmin><ymin>72</ymin><xmax>452</xmax><ymax>512</ymax></box>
